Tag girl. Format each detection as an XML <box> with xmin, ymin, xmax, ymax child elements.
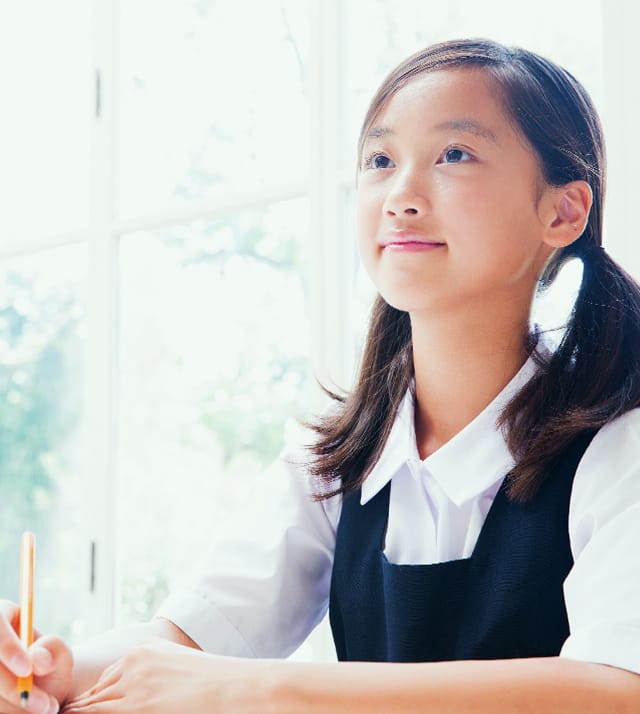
<box><xmin>1</xmin><ymin>37</ymin><xmax>640</xmax><ymax>713</ymax></box>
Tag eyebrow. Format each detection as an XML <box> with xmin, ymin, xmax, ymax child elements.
<box><xmin>366</xmin><ymin>117</ymin><xmax>500</xmax><ymax>145</ymax></box>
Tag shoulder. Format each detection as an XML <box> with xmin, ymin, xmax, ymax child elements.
<box><xmin>591</xmin><ymin>405</ymin><xmax>640</xmax><ymax>447</ymax></box>
<box><xmin>563</xmin><ymin>410</ymin><xmax>640</xmax><ymax>674</ymax></box>
<box><xmin>276</xmin><ymin>406</ymin><xmax>344</xmax><ymax>527</ymax></box>
<box><xmin>569</xmin><ymin>407</ymin><xmax>640</xmax><ymax>554</ymax></box>
<box><xmin>576</xmin><ymin>407</ymin><xmax>640</xmax><ymax>483</ymax></box>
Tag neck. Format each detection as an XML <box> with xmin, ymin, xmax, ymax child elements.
<box><xmin>410</xmin><ymin>303</ymin><xmax>531</xmax><ymax>459</ymax></box>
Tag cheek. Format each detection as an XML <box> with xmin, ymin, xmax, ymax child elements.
<box><xmin>458</xmin><ymin>184</ymin><xmax>532</xmax><ymax>244</ymax></box>
<box><xmin>355</xmin><ymin>192</ymin><xmax>379</xmax><ymax>260</ymax></box>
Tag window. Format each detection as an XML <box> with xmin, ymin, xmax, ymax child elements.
<box><xmin>0</xmin><ymin>0</ymin><xmax>91</xmax><ymax>251</ymax></box>
<box><xmin>0</xmin><ymin>0</ymin><xmax>635</xmax><ymax>663</ymax></box>
<box><xmin>0</xmin><ymin>245</ymin><xmax>88</xmax><ymax>641</ymax></box>
<box><xmin>116</xmin><ymin>200</ymin><xmax>311</xmax><ymax>624</ymax></box>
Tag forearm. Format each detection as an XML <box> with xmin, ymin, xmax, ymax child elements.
<box><xmin>67</xmin><ymin>617</ymin><xmax>198</xmax><ymax>702</ymax></box>
<box><xmin>264</xmin><ymin>656</ymin><xmax>640</xmax><ymax>713</ymax></box>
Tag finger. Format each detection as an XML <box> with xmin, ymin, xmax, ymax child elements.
<box><xmin>83</xmin><ymin>660</ymin><xmax>121</xmax><ymax>697</ymax></box>
<box><xmin>0</xmin><ymin>601</ymin><xmax>42</xmax><ymax>646</ymax></box>
<box><xmin>15</xmin><ymin>688</ymin><xmax>53</xmax><ymax>714</ymax></box>
<box><xmin>64</xmin><ymin>672</ymin><xmax>117</xmax><ymax>704</ymax></box>
<box><xmin>0</xmin><ymin>601</ymin><xmax>19</xmax><ymax>630</ymax></box>
<box><xmin>30</xmin><ymin>635</ymin><xmax>72</xmax><ymax>678</ymax></box>
<box><xmin>29</xmin><ymin>647</ymin><xmax>52</xmax><ymax>677</ymax></box>
<box><xmin>0</xmin><ymin>663</ymin><xmax>55</xmax><ymax>714</ymax></box>
<box><xmin>63</xmin><ymin>690</ymin><xmax>124</xmax><ymax>713</ymax></box>
<box><xmin>0</xmin><ymin>649</ymin><xmax>30</xmax><ymax>706</ymax></box>
<box><xmin>0</xmin><ymin>602</ymin><xmax>30</xmax><ymax>678</ymax></box>
<box><xmin>29</xmin><ymin>635</ymin><xmax>73</xmax><ymax>708</ymax></box>
<box><xmin>65</xmin><ymin>681</ymin><xmax>123</xmax><ymax>709</ymax></box>
<box><xmin>36</xmin><ymin>694</ymin><xmax>59</xmax><ymax>714</ymax></box>
<box><xmin>62</xmin><ymin>705</ymin><xmax>105</xmax><ymax>714</ymax></box>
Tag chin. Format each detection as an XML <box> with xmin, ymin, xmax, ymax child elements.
<box><xmin>379</xmin><ymin>289</ymin><xmax>435</xmax><ymax>314</ymax></box>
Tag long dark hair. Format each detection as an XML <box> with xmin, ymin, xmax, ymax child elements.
<box><xmin>305</xmin><ymin>38</ymin><xmax>640</xmax><ymax>503</ymax></box>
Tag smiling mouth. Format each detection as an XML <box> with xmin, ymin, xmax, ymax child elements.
<box><xmin>383</xmin><ymin>240</ymin><xmax>445</xmax><ymax>247</ymax></box>
<box><xmin>381</xmin><ymin>239</ymin><xmax>446</xmax><ymax>252</ymax></box>
<box><xmin>380</xmin><ymin>230</ymin><xmax>446</xmax><ymax>250</ymax></box>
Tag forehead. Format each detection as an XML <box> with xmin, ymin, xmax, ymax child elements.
<box><xmin>369</xmin><ymin>68</ymin><xmax>515</xmax><ymax>144</ymax></box>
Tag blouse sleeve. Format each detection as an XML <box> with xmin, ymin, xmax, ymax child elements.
<box><xmin>560</xmin><ymin>407</ymin><xmax>640</xmax><ymax>674</ymax></box>
<box><xmin>155</xmin><ymin>435</ymin><xmax>341</xmax><ymax>658</ymax></box>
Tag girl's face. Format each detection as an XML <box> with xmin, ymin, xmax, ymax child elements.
<box><xmin>356</xmin><ymin>68</ymin><xmax>555</xmax><ymax>317</ymax></box>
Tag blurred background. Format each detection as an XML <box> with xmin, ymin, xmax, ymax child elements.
<box><xmin>0</xmin><ymin>0</ymin><xmax>638</xmax><ymax>661</ymax></box>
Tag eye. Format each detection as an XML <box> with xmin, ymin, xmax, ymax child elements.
<box><xmin>362</xmin><ymin>151</ymin><xmax>395</xmax><ymax>171</ymax></box>
<box><xmin>440</xmin><ymin>146</ymin><xmax>474</xmax><ymax>164</ymax></box>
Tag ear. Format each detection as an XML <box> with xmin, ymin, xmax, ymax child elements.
<box><xmin>541</xmin><ymin>180</ymin><xmax>593</xmax><ymax>249</ymax></box>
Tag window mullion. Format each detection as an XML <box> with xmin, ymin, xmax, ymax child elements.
<box><xmin>84</xmin><ymin>0</ymin><xmax>119</xmax><ymax>634</ymax></box>
<box><xmin>308</xmin><ymin>0</ymin><xmax>354</xmax><ymax>408</ymax></box>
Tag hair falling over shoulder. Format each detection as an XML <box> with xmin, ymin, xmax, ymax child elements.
<box><xmin>303</xmin><ymin>38</ymin><xmax>640</xmax><ymax>503</ymax></box>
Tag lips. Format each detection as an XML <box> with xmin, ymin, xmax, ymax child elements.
<box><xmin>380</xmin><ymin>231</ymin><xmax>445</xmax><ymax>249</ymax></box>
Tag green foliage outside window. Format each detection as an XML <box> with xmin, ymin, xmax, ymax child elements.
<box><xmin>0</xmin><ymin>262</ymin><xmax>83</xmax><ymax>629</ymax></box>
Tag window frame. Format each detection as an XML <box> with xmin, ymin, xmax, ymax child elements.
<box><xmin>1</xmin><ymin>0</ymin><xmax>635</xmax><ymax>642</ymax></box>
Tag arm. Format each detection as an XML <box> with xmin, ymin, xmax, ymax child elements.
<box><xmin>0</xmin><ymin>600</ymin><xmax>197</xmax><ymax>714</ymax></box>
<box><xmin>64</xmin><ymin>444</ymin><xmax>337</xmax><ymax>712</ymax></box>
<box><xmin>62</xmin><ymin>647</ymin><xmax>640</xmax><ymax>714</ymax></box>
<box><xmin>65</xmin><ymin>617</ymin><xmax>199</xmax><ymax>702</ymax></box>
<box><xmin>263</xmin><ymin>656</ymin><xmax>640</xmax><ymax>713</ymax></box>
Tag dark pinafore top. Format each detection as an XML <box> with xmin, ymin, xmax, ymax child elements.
<box><xmin>329</xmin><ymin>432</ymin><xmax>596</xmax><ymax>662</ymax></box>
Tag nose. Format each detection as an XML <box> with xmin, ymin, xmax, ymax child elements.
<box><xmin>382</xmin><ymin>171</ymin><xmax>429</xmax><ymax>217</ymax></box>
<box><xmin>386</xmin><ymin>205</ymin><xmax>419</xmax><ymax>216</ymax></box>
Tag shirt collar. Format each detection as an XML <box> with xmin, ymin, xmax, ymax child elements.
<box><xmin>359</xmin><ymin>387</ymin><xmax>417</xmax><ymax>505</ymax></box>
<box><xmin>361</xmin><ymin>336</ymin><xmax>551</xmax><ymax>507</ymax></box>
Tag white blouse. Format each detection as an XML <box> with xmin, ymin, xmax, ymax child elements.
<box><xmin>157</xmin><ymin>345</ymin><xmax>640</xmax><ymax>675</ymax></box>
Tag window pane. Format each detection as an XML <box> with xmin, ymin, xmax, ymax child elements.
<box><xmin>116</xmin><ymin>197</ymin><xmax>311</xmax><ymax>624</ymax></box>
<box><xmin>343</xmin><ymin>0</ymin><xmax>604</xmax><ymax>169</ymax></box>
<box><xmin>0</xmin><ymin>2</ymin><xmax>91</xmax><ymax>243</ymax></box>
<box><xmin>117</xmin><ymin>0</ymin><xmax>310</xmax><ymax>219</ymax></box>
<box><xmin>0</xmin><ymin>244</ymin><xmax>88</xmax><ymax>642</ymax></box>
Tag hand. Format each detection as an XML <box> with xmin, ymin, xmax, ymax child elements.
<box><xmin>62</xmin><ymin>638</ymin><xmax>273</xmax><ymax>714</ymax></box>
<box><xmin>0</xmin><ymin>600</ymin><xmax>73</xmax><ymax>714</ymax></box>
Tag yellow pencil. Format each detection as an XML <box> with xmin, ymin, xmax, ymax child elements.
<box><xmin>17</xmin><ymin>532</ymin><xmax>35</xmax><ymax>708</ymax></box>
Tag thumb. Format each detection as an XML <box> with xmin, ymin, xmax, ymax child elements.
<box><xmin>31</xmin><ymin>634</ymin><xmax>73</xmax><ymax>704</ymax></box>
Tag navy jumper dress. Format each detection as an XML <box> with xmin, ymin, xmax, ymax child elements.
<box><xmin>329</xmin><ymin>432</ymin><xmax>596</xmax><ymax>662</ymax></box>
